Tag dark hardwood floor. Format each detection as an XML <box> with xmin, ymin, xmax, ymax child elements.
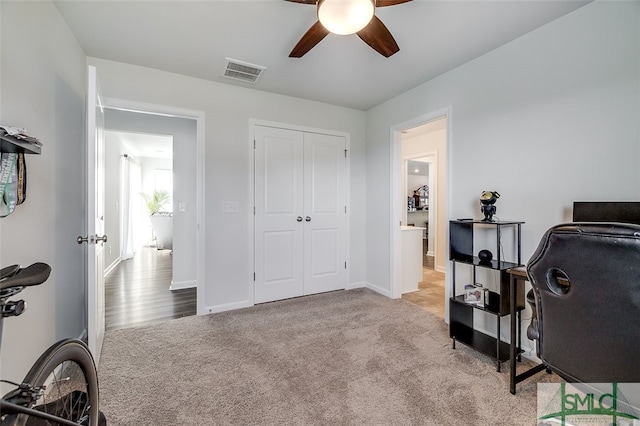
<box><xmin>105</xmin><ymin>246</ymin><xmax>196</xmax><ymax>330</ymax></box>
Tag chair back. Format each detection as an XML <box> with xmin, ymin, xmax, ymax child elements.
<box><xmin>526</xmin><ymin>223</ymin><xmax>640</xmax><ymax>383</ymax></box>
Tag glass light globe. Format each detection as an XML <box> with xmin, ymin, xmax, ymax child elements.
<box><xmin>318</xmin><ymin>0</ymin><xmax>375</xmax><ymax>35</ymax></box>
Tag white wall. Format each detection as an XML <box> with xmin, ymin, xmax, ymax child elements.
<box><xmin>365</xmin><ymin>1</ymin><xmax>640</xmax><ymax>348</ymax></box>
<box><xmin>0</xmin><ymin>1</ymin><xmax>87</xmax><ymax>384</ymax></box>
<box><xmin>88</xmin><ymin>57</ymin><xmax>368</xmax><ymax>312</ymax></box>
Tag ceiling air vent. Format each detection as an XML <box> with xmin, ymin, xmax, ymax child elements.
<box><xmin>222</xmin><ymin>58</ymin><xmax>266</xmax><ymax>84</ymax></box>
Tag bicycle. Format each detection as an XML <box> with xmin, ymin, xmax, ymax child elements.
<box><xmin>0</xmin><ymin>263</ymin><xmax>102</xmax><ymax>425</ymax></box>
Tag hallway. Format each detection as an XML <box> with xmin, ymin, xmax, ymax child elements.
<box><xmin>105</xmin><ymin>246</ymin><xmax>196</xmax><ymax>330</ymax></box>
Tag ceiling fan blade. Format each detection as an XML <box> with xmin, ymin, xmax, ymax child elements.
<box><xmin>357</xmin><ymin>15</ymin><xmax>399</xmax><ymax>58</ymax></box>
<box><xmin>284</xmin><ymin>0</ymin><xmax>317</xmax><ymax>4</ymax></box>
<box><xmin>376</xmin><ymin>0</ymin><xmax>412</xmax><ymax>6</ymax></box>
<box><xmin>289</xmin><ymin>21</ymin><xmax>330</xmax><ymax>58</ymax></box>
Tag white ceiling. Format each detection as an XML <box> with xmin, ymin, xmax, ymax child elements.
<box><xmin>108</xmin><ymin>130</ymin><xmax>173</xmax><ymax>160</ymax></box>
<box><xmin>407</xmin><ymin>159</ymin><xmax>430</xmax><ymax>176</ymax></box>
<box><xmin>53</xmin><ymin>0</ymin><xmax>591</xmax><ymax>111</ymax></box>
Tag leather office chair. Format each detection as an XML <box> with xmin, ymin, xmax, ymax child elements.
<box><xmin>526</xmin><ymin>223</ymin><xmax>640</xmax><ymax>383</ymax></box>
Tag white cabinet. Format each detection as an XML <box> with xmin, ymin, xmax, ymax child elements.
<box><xmin>401</xmin><ymin>226</ymin><xmax>424</xmax><ymax>294</ymax></box>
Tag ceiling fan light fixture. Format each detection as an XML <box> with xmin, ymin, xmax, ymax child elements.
<box><xmin>317</xmin><ymin>0</ymin><xmax>375</xmax><ymax>35</ymax></box>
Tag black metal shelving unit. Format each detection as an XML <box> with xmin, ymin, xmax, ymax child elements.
<box><xmin>449</xmin><ymin>220</ymin><xmax>526</xmax><ymax>371</ymax></box>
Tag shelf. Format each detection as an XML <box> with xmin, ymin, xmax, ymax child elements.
<box><xmin>450</xmin><ymin>322</ymin><xmax>522</xmax><ymax>363</ymax></box>
<box><xmin>452</xmin><ymin>219</ymin><xmax>524</xmax><ymax>225</ymax></box>
<box><xmin>451</xmin><ymin>255</ymin><xmax>521</xmax><ymax>271</ymax></box>
<box><xmin>449</xmin><ymin>218</ymin><xmax>526</xmax><ymax>373</ymax></box>
<box><xmin>451</xmin><ymin>294</ymin><xmax>524</xmax><ymax>317</ymax></box>
<box><xmin>0</xmin><ymin>132</ymin><xmax>41</xmax><ymax>155</ymax></box>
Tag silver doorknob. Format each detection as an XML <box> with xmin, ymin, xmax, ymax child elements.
<box><xmin>296</xmin><ymin>216</ymin><xmax>303</xmax><ymax>222</ymax></box>
<box><xmin>305</xmin><ymin>216</ymin><xmax>311</xmax><ymax>222</ymax></box>
<box><xmin>76</xmin><ymin>234</ymin><xmax>108</xmax><ymax>244</ymax></box>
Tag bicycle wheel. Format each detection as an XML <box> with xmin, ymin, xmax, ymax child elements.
<box><xmin>13</xmin><ymin>339</ymin><xmax>100</xmax><ymax>426</ymax></box>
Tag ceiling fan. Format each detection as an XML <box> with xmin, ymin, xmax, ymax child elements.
<box><xmin>285</xmin><ymin>0</ymin><xmax>413</xmax><ymax>58</ymax></box>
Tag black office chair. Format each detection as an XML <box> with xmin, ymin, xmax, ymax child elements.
<box><xmin>526</xmin><ymin>223</ymin><xmax>640</xmax><ymax>383</ymax></box>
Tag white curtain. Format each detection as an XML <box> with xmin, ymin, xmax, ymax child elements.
<box><xmin>120</xmin><ymin>155</ymin><xmax>142</xmax><ymax>260</ymax></box>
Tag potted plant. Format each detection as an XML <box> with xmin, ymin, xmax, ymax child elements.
<box><xmin>141</xmin><ymin>190</ymin><xmax>173</xmax><ymax>250</ymax></box>
<box><xmin>141</xmin><ymin>189</ymin><xmax>171</xmax><ymax>215</ymax></box>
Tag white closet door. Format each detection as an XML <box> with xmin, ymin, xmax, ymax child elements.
<box><xmin>303</xmin><ymin>132</ymin><xmax>347</xmax><ymax>295</ymax></box>
<box><xmin>254</xmin><ymin>125</ymin><xmax>347</xmax><ymax>304</ymax></box>
<box><xmin>254</xmin><ymin>126</ymin><xmax>304</xmax><ymax>303</ymax></box>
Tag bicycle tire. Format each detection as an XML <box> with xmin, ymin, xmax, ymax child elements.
<box><xmin>11</xmin><ymin>339</ymin><xmax>100</xmax><ymax>426</ymax></box>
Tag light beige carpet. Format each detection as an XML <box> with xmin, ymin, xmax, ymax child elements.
<box><xmin>98</xmin><ymin>288</ymin><xmax>558</xmax><ymax>425</ymax></box>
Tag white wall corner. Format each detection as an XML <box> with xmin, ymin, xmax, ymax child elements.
<box><xmin>345</xmin><ymin>281</ymin><xmax>367</xmax><ymax>290</ymax></box>
<box><xmin>365</xmin><ymin>282</ymin><xmax>393</xmax><ymax>298</ymax></box>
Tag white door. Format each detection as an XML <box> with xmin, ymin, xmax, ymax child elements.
<box><xmin>302</xmin><ymin>132</ymin><xmax>347</xmax><ymax>295</ymax></box>
<box><xmin>254</xmin><ymin>125</ymin><xmax>346</xmax><ymax>304</ymax></box>
<box><xmin>254</xmin><ymin>126</ymin><xmax>304</xmax><ymax>303</ymax></box>
<box><xmin>85</xmin><ymin>65</ymin><xmax>106</xmax><ymax>362</ymax></box>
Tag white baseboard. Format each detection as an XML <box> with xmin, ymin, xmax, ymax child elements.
<box><xmin>204</xmin><ymin>299</ymin><xmax>253</xmax><ymax>314</ymax></box>
<box><xmin>435</xmin><ymin>265</ymin><xmax>446</xmax><ymax>273</ymax></box>
<box><xmin>170</xmin><ymin>280</ymin><xmax>197</xmax><ymax>291</ymax></box>
<box><xmin>365</xmin><ymin>282</ymin><xmax>391</xmax><ymax>298</ymax></box>
<box><xmin>104</xmin><ymin>257</ymin><xmax>121</xmax><ymax>277</ymax></box>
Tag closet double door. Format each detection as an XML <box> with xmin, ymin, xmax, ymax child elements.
<box><xmin>254</xmin><ymin>125</ymin><xmax>347</xmax><ymax>304</ymax></box>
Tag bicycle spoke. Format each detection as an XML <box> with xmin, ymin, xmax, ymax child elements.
<box><xmin>32</xmin><ymin>360</ymin><xmax>91</xmax><ymax>424</ymax></box>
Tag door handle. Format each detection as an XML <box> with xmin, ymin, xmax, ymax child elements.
<box><xmin>296</xmin><ymin>216</ymin><xmax>303</xmax><ymax>222</ymax></box>
<box><xmin>76</xmin><ymin>234</ymin><xmax>108</xmax><ymax>244</ymax></box>
<box><xmin>305</xmin><ymin>216</ymin><xmax>311</xmax><ymax>222</ymax></box>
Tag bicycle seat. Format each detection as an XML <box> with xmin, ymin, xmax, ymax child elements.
<box><xmin>0</xmin><ymin>264</ymin><xmax>20</xmax><ymax>280</ymax></box>
<box><xmin>0</xmin><ymin>263</ymin><xmax>51</xmax><ymax>291</ymax></box>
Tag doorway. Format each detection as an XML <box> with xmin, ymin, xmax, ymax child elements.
<box><xmin>391</xmin><ymin>113</ymin><xmax>449</xmax><ymax>318</ymax></box>
<box><xmin>100</xmin><ymin>102</ymin><xmax>204</xmax><ymax>328</ymax></box>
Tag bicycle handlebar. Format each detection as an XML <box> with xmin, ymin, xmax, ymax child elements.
<box><xmin>0</xmin><ymin>263</ymin><xmax>51</xmax><ymax>292</ymax></box>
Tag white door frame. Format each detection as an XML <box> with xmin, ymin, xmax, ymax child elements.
<box><xmin>389</xmin><ymin>107</ymin><xmax>452</xmax><ymax>301</ymax></box>
<box><xmin>250</xmin><ymin>119</ymin><xmax>351</xmax><ymax>306</ymax></box>
<box><xmin>102</xmin><ymin>97</ymin><xmax>206</xmax><ymax>316</ymax></box>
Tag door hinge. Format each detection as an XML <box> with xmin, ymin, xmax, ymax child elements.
<box><xmin>253</xmin><ymin>272</ymin><xmax>256</xmax><ymax>281</ymax></box>
<box><xmin>344</xmin><ymin>261</ymin><xmax>347</xmax><ymax>269</ymax></box>
<box><xmin>344</xmin><ymin>206</ymin><xmax>347</xmax><ymax>214</ymax></box>
<box><xmin>344</xmin><ymin>149</ymin><xmax>348</xmax><ymax>158</ymax></box>
<box><xmin>254</xmin><ymin>206</ymin><xmax>256</xmax><ymax>215</ymax></box>
<box><xmin>254</xmin><ymin>140</ymin><xmax>256</xmax><ymax>149</ymax></box>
